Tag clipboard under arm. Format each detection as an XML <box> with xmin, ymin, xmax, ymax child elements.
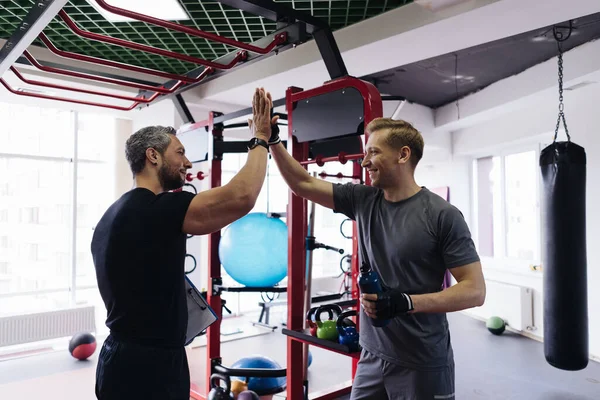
<box><xmin>185</xmin><ymin>276</ymin><xmax>218</xmax><ymax>346</ymax></box>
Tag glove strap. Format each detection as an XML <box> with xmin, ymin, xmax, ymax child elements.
<box><xmin>401</xmin><ymin>293</ymin><xmax>414</xmax><ymax>312</ymax></box>
<box><xmin>269</xmin><ymin>123</ymin><xmax>281</xmax><ymax>145</ymax></box>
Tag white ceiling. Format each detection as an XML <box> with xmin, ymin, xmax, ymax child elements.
<box><xmin>179</xmin><ymin>0</ymin><xmax>600</xmax><ymax>109</ymax></box>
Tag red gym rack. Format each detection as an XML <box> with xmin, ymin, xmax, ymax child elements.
<box><xmin>281</xmin><ymin>77</ymin><xmax>382</xmax><ymax>400</ymax></box>
<box><xmin>180</xmin><ymin>75</ymin><xmax>382</xmax><ymax>400</ymax></box>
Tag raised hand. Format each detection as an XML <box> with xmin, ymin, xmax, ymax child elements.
<box><xmin>248</xmin><ymin>87</ymin><xmax>272</xmax><ymax>142</ymax></box>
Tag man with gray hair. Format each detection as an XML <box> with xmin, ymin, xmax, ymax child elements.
<box><xmin>91</xmin><ymin>88</ymin><xmax>275</xmax><ymax>400</ymax></box>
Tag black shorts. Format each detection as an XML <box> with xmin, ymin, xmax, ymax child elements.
<box><xmin>95</xmin><ymin>334</ymin><xmax>190</xmax><ymax>400</ymax></box>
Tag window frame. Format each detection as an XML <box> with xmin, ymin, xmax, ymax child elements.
<box><xmin>0</xmin><ymin>105</ymin><xmax>115</xmax><ymax>311</ymax></box>
<box><xmin>470</xmin><ymin>142</ymin><xmax>544</xmax><ymax>274</ymax></box>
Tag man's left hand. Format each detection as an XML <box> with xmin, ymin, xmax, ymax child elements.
<box><xmin>361</xmin><ymin>290</ymin><xmax>414</xmax><ymax>319</ymax></box>
<box><xmin>360</xmin><ymin>293</ymin><xmax>379</xmax><ymax>319</ymax></box>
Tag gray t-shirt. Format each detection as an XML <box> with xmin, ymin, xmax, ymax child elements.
<box><xmin>333</xmin><ymin>184</ymin><xmax>480</xmax><ymax>370</ymax></box>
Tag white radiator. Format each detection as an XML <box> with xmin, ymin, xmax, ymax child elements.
<box><xmin>464</xmin><ymin>280</ymin><xmax>534</xmax><ymax>331</ymax></box>
<box><xmin>0</xmin><ymin>306</ymin><xmax>96</xmax><ymax>347</ymax></box>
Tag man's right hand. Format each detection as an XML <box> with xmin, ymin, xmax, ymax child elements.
<box><xmin>248</xmin><ymin>87</ymin><xmax>272</xmax><ymax>143</ymax></box>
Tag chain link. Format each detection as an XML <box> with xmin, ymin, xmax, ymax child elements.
<box><xmin>553</xmin><ymin>25</ymin><xmax>572</xmax><ymax>143</ymax></box>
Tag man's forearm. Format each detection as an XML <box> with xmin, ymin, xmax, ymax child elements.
<box><xmin>229</xmin><ymin>146</ymin><xmax>268</xmax><ymax>202</ymax></box>
<box><xmin>269</xmin><ymin>142</ymin><xmax>312</xmax><ymax>193</ymax></box>
<box><xmin>410</xmin><ymin>280</ymin><xmax>485</xmax><ymax>314</ymax></box>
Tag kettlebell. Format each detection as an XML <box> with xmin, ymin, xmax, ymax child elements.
<box><xmin>237</xmin><ymin>390</ymin><xmax>260</xmax><ymax>399</ymax></box>
<box><xmin>315</xmin><ymin>304</ymin><xmax>341</xmax><ymax>341</ymax></box>
<box><xmin>208</xmin><ymin>373</ymin><xmax>234</xmax><ymax>400</ymax></box>
<box><xmin>337</xmin><ymin>309</ymin><xmax>360</xmax><ymax>352</ymax></box>
<box><xmin>307</xmin><ymin>306</ymin><xmax>330</xmax><ymax>336</ymax></box>
<box><xmin>231</xmin><ymin>378</ymin><xmax>248</xmax><ymax>397</ymax></box>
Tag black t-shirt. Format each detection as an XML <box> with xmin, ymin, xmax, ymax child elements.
<box><xmin>91</xmin><ymin>188</ymin><xmax>196</xmax><ymax>348</ymax></box>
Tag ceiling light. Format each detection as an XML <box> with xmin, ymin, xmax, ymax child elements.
<box><xmin>86</xmin><ymin>0</ymin><xmax>189</xmax><ymax>23</ymax></box>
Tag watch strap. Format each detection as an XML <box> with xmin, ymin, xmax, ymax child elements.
<box><xmin>248</xmin><ymin>137</ymin><xmax>269</xmax><ymax>150</ymax></box>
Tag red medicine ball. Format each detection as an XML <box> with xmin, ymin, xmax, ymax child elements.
<box><xmin>69</xmin><ymin>332</ymin><xmax>97</xmax><ymax>360</ymax></box>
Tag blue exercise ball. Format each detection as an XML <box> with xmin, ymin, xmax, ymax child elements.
<box><xmin>219</xmin><ymin>213</ymin><xmax>288</xmax><ymax>287</ymax></box>
<box><xmin>231</xmin><ymin>355</ymin><xmax>286</xmax><ymax>395</ymax></box>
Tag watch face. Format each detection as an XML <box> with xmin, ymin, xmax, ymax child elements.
<box><xmin>248</xmin><ymin>138</ymin><xmax>258</xmax><ymax>149</ymax></box>
<box><xmin>247</xmin><ymin>138</ymin><xmax>267</xmax><ymax>150</ymax></box>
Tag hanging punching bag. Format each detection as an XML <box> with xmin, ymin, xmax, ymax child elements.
<box><xmin>541</xmin><ymin>25</ymin><xmax>588</xmax><ymax>371</ymax></box>
<box><xmin>540</xmin><ymin>141</ymin><xmax>588</xmax><ymax>371</ymax></box>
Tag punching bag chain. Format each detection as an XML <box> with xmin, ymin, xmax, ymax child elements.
<box><xmin>552</xmin><ymin>21</ymin><xmax>573</xmax><ymax>143</ymax></box>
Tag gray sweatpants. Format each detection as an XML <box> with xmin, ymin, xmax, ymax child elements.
<box><xmin>350</xmin><ymin>349</ymin><xmax>455</xmax><ymax>400</ymax></box>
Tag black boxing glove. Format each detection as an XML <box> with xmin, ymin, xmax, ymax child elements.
<box><xmin>374</xmin><ymin>289</ymin><xmax>414</xmax><ymax>319</ymax></box>
<box><xmin>269</xmin><ymin>121</ymin><xmax>281</xmax><ymax>145</ymax></box>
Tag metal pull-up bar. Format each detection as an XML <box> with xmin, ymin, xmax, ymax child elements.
<box><xmin>0</xmin><ymin>77</ymin><xmax>141</xmax><ymax>111</ymax></box>
<box><xmin>0</xmin><ymin>0</ymin><xmax>343</xmax><ymax>114</ymax></box>
<box><xmin>7</xmin><ymin>65</ymin><xmax>213</xmax><ymax>104</ymax></box>
<box><xmin>0</xmin><ymin>2</ymin><xmax>284</xmax><ymax>111</ymax></box>
<box><xmin>57</xmin><ymin>10</ymin><xmax>248</xmax><ymax>71</ymax></box>
<box><xmin>92</xmin><ymin>0</ymin><xmax>288</xmax><ymax>55</ymax></box>
<box><xmin>38</xmin><ymin>33</ymin><xmax>198</xmax><ymax>84</ymax></box>
<box><xmin>22</xmin><ymin>50</ymin><xmax>181</xmax><ymax>94</ymax></box>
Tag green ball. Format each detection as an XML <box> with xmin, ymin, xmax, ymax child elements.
<box><xmin>486</xmin><ymin>316</ymin><xmax>506</xmax><ymax>335</ymax></box>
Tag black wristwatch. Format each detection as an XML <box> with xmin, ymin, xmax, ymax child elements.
<box><xmin>247</xmin><ymin>137</ymin><xmax>269</xmax><ymax>151</ymax></box>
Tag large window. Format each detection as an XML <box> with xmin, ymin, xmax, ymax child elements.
<box><xmin>472</xmin><ymin>148</ymin><xmax>541</xmax><ymax>266</ymax></box>
<box><xmin>75</xmin><ymin>113</ymin><xmax>115</xmax><ymax>289</ymax></box>
<box><xmin>0</xmin><ymin>103</ymin><xmax>116</xmax><ymax>318</ymax></box>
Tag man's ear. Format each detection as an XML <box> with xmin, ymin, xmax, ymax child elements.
<box><xmin>146</xmin><ymin>148</ymin><xmax>159</xmax><ymax>166</ymax></box>
<box><xmin>398</xmin><ymin>146</ymin><xmax>411</xmax><ymax>164</ymax></box>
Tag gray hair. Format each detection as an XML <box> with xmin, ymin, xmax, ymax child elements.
<box><xmin>125</xmin><ymin>125</ymin><xmax>176</xmax><ymax>174</ymax></box>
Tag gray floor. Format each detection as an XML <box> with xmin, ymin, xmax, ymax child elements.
<box><xmin>1</xmin><ymin>312</ymin><xmax>599</xmax><ymax>399</ymax></box>
<box><xmin>0</xmin><ymin>347</ymin><xmax>96</xmax><ymax>385</ymax></box>
<box><xmin>450</xmin><ymin>314</ymin><xmax>600</xmax><ymax>399</ymax></box>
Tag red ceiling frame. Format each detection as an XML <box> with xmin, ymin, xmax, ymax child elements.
<box><xmin>2</xmin><ymin>1</ymin><xmax>284</xmax><ymax>111</ymax></box>
<box><xmin>92</xmin><ymin>0</ymin><xmax>288</xmax><ymax>55</ymax></box>
<box><xmin>37</xmin><ymin>34</ymin><xmax>246</xmax><ymax>87</ymax></box>
<box><xmin>23</xmin><ymin>50</ymin><xmax>176</xmax><ymax>94</ymax></box>
<box><xmin>0</xmin><ymin>77</ymin><xmax>141</xmax><ymax>111</ymax></box>
<box><xmin>8</xmin><ymin>64</ymin><xmax>214</xmax><ymax>103</ymax></box>
<box><xmin>39</xmin><ymin>33</ymin><xmax>198</xmax><ymax>83</ymax></box>
<box><xmin>58</xmin><ymin>10</ymin><xmax>248</xmax><ymax>70</ymax></box>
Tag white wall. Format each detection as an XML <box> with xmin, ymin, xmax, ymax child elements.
<box><xmin>421</xmin><ymin>80</ymin><xmax>600</xmax><ymax>359</ymax></box>
<box><xmin>415</xmin><ymin>157</ymin><xmax>472</xmax><ymax>224</ymax></box>
<box><xmin>114</xmin><ymin>118</ymin><xmax>134</xmax><ymax>198</ymax></box>
<box><xmin>131</xmin><ymin>99</ymin><xmax>176</xmax><ymax>133</ymax></box>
